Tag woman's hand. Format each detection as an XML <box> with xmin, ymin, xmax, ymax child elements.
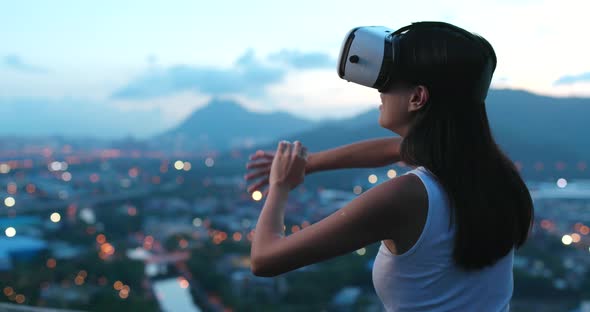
<box><xmin>245</xmin><ymin>149</ymin><xmax>275</xmax><ymax>196</ymax></box>
<box><xmin>245</xmin><ymin>141</ymin><xmax>307</xmax><ymax>196</ymax></box>
<box><xmin>269</xmin><ymin>141</ymin><xmax>307</xmax><ymax>191</ymax></box>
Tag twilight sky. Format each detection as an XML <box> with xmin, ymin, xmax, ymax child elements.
<box><xmin>1</xmin><ymin>0</ymin><xmax>588</xmax><ymax>137</ymax></box>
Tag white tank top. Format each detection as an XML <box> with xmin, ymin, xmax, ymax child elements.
<box><xmin>372</xmin><ymin>166</ymin><xmax>514</xmax><ymax>312</ymax></box>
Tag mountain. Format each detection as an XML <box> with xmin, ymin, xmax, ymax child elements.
<box><xmin>485</xmin><ymin>89</ymin><xmax>590</xmax><ymax>159</ymax></box>
<box><xmin>154</xmin><ymin>98</ymin><xmax>317</xmax><ymax>152</ymax></box>
<box><xmin>244</xmin><ymin>89</ymin><xmax>590</xmax><ymax>180</ymax></box>
<box><xmin>0</xmin><ymin>98</ymin><xmax>164</xmax><ymax>139</ymax></box>
<box><xmin>275</xmin><ymin>109</ymin><xmax>392</xmax><ymax>152</ymax></box>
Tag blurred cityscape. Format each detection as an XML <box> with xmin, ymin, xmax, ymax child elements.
<box><xmin>0</xmin><ymin>90</ymin><xmax>589</xmax><ymax>312</ymax></box>
<box><xmin>2</xmin><ymin>1</ymin><xmax>589</xmax><ymax>310</ymax></box>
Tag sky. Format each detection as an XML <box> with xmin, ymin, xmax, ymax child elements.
<box><xmin>1</xmin><ymin>0</ymin><xmax>589</xmax><ymax>137</ymax></box>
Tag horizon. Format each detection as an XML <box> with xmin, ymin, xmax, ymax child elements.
<box><xmin>0</xmin><ymin>87</ymin><xmax>587</xmax><ymax>141</ymax></box>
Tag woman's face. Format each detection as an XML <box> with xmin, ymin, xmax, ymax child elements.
<box><xmin>378</xmin><ymin>85</ymin><xmax>413</xmax><ymax>136</ymax></box>
<box><xmin>378</xmin><ymin>83</ymin><xmax>429</xmax><ymax>137</ymax></box>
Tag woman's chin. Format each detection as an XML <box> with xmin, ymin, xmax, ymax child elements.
<box><xmin>378</xmin><ymin>115</ymin><xmax>387</xmax><ymax>128</ymax></box>
<box><xmin>378</xmin><ymin>117</ymin><xmax>395</xmax><ymax>132</ymax></box>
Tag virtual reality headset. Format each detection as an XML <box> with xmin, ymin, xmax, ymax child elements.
<box><xmin>337</xmin><ymin>25</ymin><xmax>398</xmax><ymax>92</ymax></box>
<box><xmin>337</xmin><ymin>22</ymin><xmax>494</xmax><ymax>95</ymax></box>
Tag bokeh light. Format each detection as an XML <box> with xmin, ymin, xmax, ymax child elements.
<box><xmin>75</xmin><ymin>276</ymin><xmax>85</xmax><ymax>286</ymax></box>
<box><xmin>3</xmin><ymin>287</ymin><xmax>14</xmax><ymax>296</ymax></box>
<box><xmin>353</xmin><ymin>185</ymin><xmax>363</xmax><ymax>195</ymax></box>
<box><xmin>7</xmin><ymin>182</ymin><xmax>17</xmax><ymax>194</ymax></box>
<box><xmin>128</xmin><ymin>167</ymin><xmax>139</xmax><ymax>178</ymax></box>
<box><xmin>46</xmin><ymin>258</ymin><xmax>57</xmax><ymax>269</ymax></box>
<box><xmin>96</xmin><ymin>234</ymin><xmax>106</xmax><ymax>244</ymax></box>
<box><xmin>62</xmin><ymin>172</ymin><xmax>72</xmax><ymax>181</ymax></box>
<box><xmin>119</xmin><ymin>285</ymin><xmax>130</xmax><ymax>299</ymax></box>
<box><xmin>50</xmin><ymin>212</ymin><xmax>61</xmax><ymax>223</ymax></box>
<box><xmin>252</xmin><ymin>190</ymin><xmax>263</xmax><ymax>201</ymax></box>
<box><xmin>0</xmin><ymin>163</ymin><xmax>10</xmax><ymax>174</ymax></box>
<box><xmin>26</xmin><ymin>184</ymin><xmax>36</xmax><ymax>194</ymax></box>
<box><xmin>192</xmin><ymin>218</ymin><xmax>202</xmax><ymax>227</ymax></box>
<box><xmin>89</xmin><ymin>174</ymin><xmax>100</xmax><ymax>183</ymax></box>
<box><xmin>15</xmin><ymin>294</ymin><xmax>25</xmax><ymax>304</ymax></box>
<box><xmin>368</xmin><ymin>174</ymin><xmax>378</xmax><ymax>184</ymax></box>
<box><xmin>5</xmin><ymin>227</ymin><xmax>16</xmax><ymax>237</ymax></box>
<box><xmin>572</xmin><ymin>233</ymin><xmax>581</xmax><ymax>243</ymax></box>
<box><xmin>179</xmin><ymin>278</ymin><xmax>189</xmax><ymax>289</ymax></box>
<box><xmin>4</xmin><ymin>196</ymin><xmax>16</xmax><ymax>207</ymax></box>
<box><xmin>387</xmin><ymin>169</ymin><xmax>397</xmax><ymax>179</ymax></box>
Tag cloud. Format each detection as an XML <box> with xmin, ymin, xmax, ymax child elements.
<box><xmin>267</xmin><ymin>49</ymin><xmax>335</xmax><ymax>69</ymax></box>
<box><xmin>554</xmin><ymin>72</ymin><xmax>590</xmax><ymax>85</ymax></box>
<box><xmin>3</xmin><ymin>54</ymin><xmax>49</xmax><ymax>74</ymax></box>
<box><xmin>111</xmin><ymin>91</ymin><xmax>212</xmax><ymax>126</ymax></box>
<box><xmin>112</xmin><ymin>50</ymin><xmax>283</xmax><ymax>99</ymax></box>
<box><xmin>111</xmin><ymin>49</ymin><xmax>336</xmax><ymax>100</ymax></box>
<box><xmin>264</xmin><ymin>69</ymin><xmax>377</xmax><ymax>120</ymax></box>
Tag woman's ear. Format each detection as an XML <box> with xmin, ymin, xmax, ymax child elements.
<box><xmin>408</xmin><ymin>85</ymin><xmax>429</xmax><ymax>112</ymax></box>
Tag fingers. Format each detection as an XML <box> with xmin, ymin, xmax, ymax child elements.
<box><xmin>301</xmin><ymin>146</ymin><xmax>308</xmax><ymax>159</ymax></box>
<box><xmin>277</xmin><ymin>140</ymin><xmax>292</xmax><ymax>155</ymax></box>
<box><xmin>247</xmin><ymin>177</ymin><xmax>269</xmax><ymax>193</ymax></box>
<box><xmin>253</xmin><ymin>142</ymin><xmax>306</xmax><ymax>160</ymax></box>
<box><xmin>244</xmin><ymin>168</ymin><xmax>271</xmax><ymax>181</ymax></box>
<box><xmin>292</xmin><ymin>141</ymin><xmax>308</xmax><ymax>160</ymax></box>
<box><xmin>293</xmin><ymin>141</ymin><xmax>302</xmax><ymax>158</ymax></box>
<box><xmin>293</xmin><ymin>141</ymin><xmax>308</xmax><ymax>159</ymax></box>
<box><xmin>246</xmin><ymin>140</ymin><xmax>306</xmax><ymax>198</ymax></box>
<box><xmin>246</xmin><ymin>160</ymin><xmax>272</xmax><ymax>170</ymax></box>
<box><xmin>249</xmin><ymin>150</ymin><xmax>274</xmax><ymax>161</ymax></box>
<box><xmin>277</xmin><ymin>140</ymin><xmax>307</xmax><ymax>157</ymax></box>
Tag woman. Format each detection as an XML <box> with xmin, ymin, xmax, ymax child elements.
<box><xmin>245</xmin><ymin>22</ymin><xmax>533</xmax><ymax>311</ymax></box>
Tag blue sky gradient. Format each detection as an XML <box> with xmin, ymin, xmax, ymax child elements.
<box><xmin>1</xmin><ymin>0</ymin><xmax>588</xmax><ymax>137</ymax></box>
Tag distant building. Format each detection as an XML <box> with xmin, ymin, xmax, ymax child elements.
<box><xmin>0</xmin><ymin>236</ymin><xmax>48</xmax><ymax>271</ymax></box>
<box><xmin>332</xmin><ymin>286</ymin><xmax>362</xmax><ymax>308</ymax></box>
<box><xmin>144</xmin><ymin>198</ymin><xmax>191</xmax><ymax>213</ymax></box>
<box><xmin>143</xmin><ymin>217</ymin><xmax>198</xmax><ymax>242</ymax></box>
<box><xmin>229</xmin><ymin>269</ymin><xmax>288</xmax><ymax>300</ymax></box>
<box><xmin>40</xmin><ymin>284</ymin><xmax>93</xmax><ymax>305</ymax></box>
<box><xmin>0</xmin><ymin>216</ymin><xmax>43</xmax><ymax>237</ymax></box>
<box><xmin>192</xmin><ymin>198</ymin><xmax>218</xmax><ymax>214</ymax></box>
<box><xmin>0</xmin><ymin>302</ymin><xmax>85</xmax><ymax>312</ymax></box>
<box><xmin>48</xmin><ymin>241</ymin><xmax>85</xmax><ymax>260</ymax></box>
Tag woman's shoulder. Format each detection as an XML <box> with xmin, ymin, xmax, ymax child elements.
<box><xmin>373</xmin><ymin>172</ymin><xmax>429</xmax><ymax>251</ymax></box>
<box><xmin>364</xmin><ymin>172</ymin><xmax>428</xmax><ymax>231</ymax></box>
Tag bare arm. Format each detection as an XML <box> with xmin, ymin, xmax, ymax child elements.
<box><xmin>250</xmin><ymin>141</ymin><xmax>426</xmax><ymax>277</ymax></box>
<box><xmin>305</xmin><ymin>136</ymin><xmax>402</xmax><ymax>174</ymax></box>
<box><xmin>245</xmin><ymin>137</ymin><xmax>402</xmax><ymax>195</ymax></box>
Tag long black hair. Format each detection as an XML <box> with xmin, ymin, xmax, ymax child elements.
<box><xmin>394</xmin><ymin>23</ymin><xmax>534</xmax><ymax>270</ymax></box>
